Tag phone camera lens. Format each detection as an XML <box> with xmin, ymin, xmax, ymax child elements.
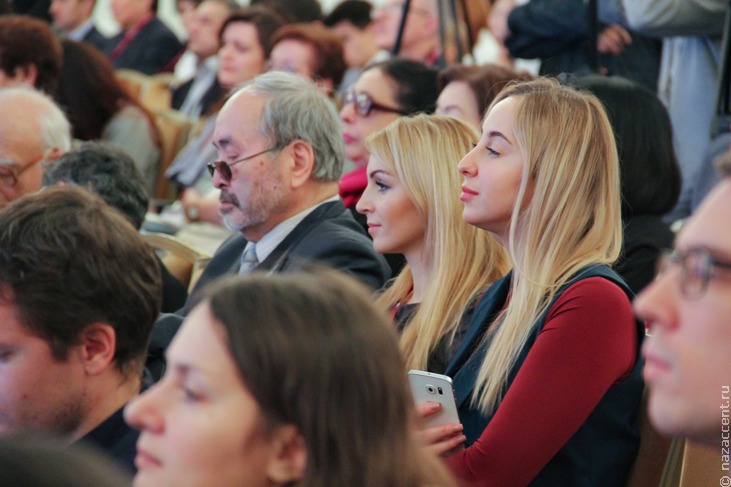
<box><xmin>426</xmin><ymin>385</ymin><xmax>436</xmax><ymax>394</ymax></box>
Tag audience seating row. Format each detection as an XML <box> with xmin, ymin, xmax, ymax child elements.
<box><xmin>143</xmin><ymin>232</ymin><xmax>211</xmax><ymax>292</ymax></box>
<box><xmin>116</xmin><ymin>70</ymin><xmax>198</xmax><ymax>201</ymax></box>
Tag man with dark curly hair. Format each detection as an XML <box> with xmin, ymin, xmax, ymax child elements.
<box><xmin>0</xmin><ymin>15</ymin><xmax>62</xmax><ymax>93</ymax></box>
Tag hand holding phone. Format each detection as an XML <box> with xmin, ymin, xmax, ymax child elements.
<box><xmin>409</xmin><ymin>370</ymin><xmax>465</xmax><ymax>454</ymax></box>
<box><xmin>408</xmin><ymin>370</ymin><xmax>460</xmax><ymax>426</ymax></box>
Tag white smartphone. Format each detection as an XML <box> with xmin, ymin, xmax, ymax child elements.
<box><xmin>408</xmin><ymin>370</ymin><xmax>461</xmax><ymax>429</ymax></box>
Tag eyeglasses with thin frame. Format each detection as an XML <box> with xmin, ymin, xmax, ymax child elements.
<box><xmin>0</xmin><ymin>150</ymin><xmax>52</xmax><ymax>187</ymax></box>
<box><xmin>343</xmin><ymin>90</ymin><xmax>410</xmax><ymax>118</ymax></box>
<box><xmin>207</xmin><ymin>146</ymin><xmax>280</xmax><ymax>182</ymax></box>
<box><xmin>657</xmin><ymin>248</ymin><xmax>731</xmax><ymax>299</ymax></box>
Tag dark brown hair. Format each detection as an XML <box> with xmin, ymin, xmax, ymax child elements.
<box><xmin>0</xmin><ymin>186</ymin><xmax>162</xmax><ymax>377</ymax></box>
<box><xmin>0</xmin><ymin>15</ymin><xmax>62</xmax><ymax>93</ymax></box>
<box><xmin>56</xmin><ymin>40</ymin><xmax>159</xmax><ymax>144</ymax></box>
<box><xmin>220</xmin><ymin>6</ymin><xmax>287</xmax><ymax>59</ymax></box>
<box><xmin>271</xmin><ymin>23</ymin><xmax>346</xmax><ymax>88</ymax></box>
<box><xmin>438</xmin><ymin>63</ymin><xmax>533</xmax><ymax>121</ymax></box>
<box><xmin>575</xmin><ymin>75</ymin><xmax>680</xmax><ymax>217</ymax></box>
<box><xmin>201</xmin><ymin>270</ymin><xmax>457</xmax><ymax>487</ymax></box>
<box><xmin>366</xmin><ymin>58</ymin><xmax>439</xmax><ymax>114</ymax></box>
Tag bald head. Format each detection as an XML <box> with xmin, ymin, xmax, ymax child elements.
<box><xmin>0</xmin><ymin>87</ymin><xmax>71</xmax><ymax>206</ymax></box>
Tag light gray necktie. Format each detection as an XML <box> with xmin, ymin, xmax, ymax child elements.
<box><xmin>238</xmin><ymin>244</ymin><xmax>258</xmax><ymax>275</ymax></box>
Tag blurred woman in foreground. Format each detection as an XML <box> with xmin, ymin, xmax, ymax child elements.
<box><xmin>125</xmin><ymin>271</ymin><xmax>457</xmax><ymax>487</ymax></box>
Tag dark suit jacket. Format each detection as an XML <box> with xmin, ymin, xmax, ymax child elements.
<box><xmin>614</xmin><ymin>214</ymin><xmax>674</xmax><ymax>294</ymax></box>
<box><xmin>147</xmin><ymin>200</ymin><xmax>391</xmax><ymax>379</ymax></box>
<box><xmin>171</xmin><ymin>75</ymin><xmax>225</xmax><ymax>116</ymax></box>
<box><xmin>506</xmin><ymin>0</ymin><xmax>661</xmax><ymax>93</ymax></box>
<box><xmin>157</xmin><ymin>256</ymin><xmax>188</xmax><ymax>313</ymax></box>
<box><xmin>107</xmin><ymin>16</ymin><xmax>183</xmax><ymax>74</ymax></box>
<box><xmin>81</xmin><ymin>25</ymin><xmax>110</xmax><ymax>53</ymax></box>
<box><xmin>444</xmin><ymin>265</ymin><xmax>643</xmax><ymax>486</ymax></box>
<box><xmin>12</xmin><ymin>0</ymin><xmax>51</xmax><ymax>22</ymax></box>
<box><xmin>78</xmin><ymin>404</ymin><xmax>139</xmax><ymax>473</ymax></box>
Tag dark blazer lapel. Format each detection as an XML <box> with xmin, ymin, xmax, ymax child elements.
<box><xmin>448</xmin><ymin>265</ymin><xmax>631</xmax><ymax>407</ymax></box>
<box><xmin>446</xmin><ymin>272</ymin><xmax>512</xmax><ymax>406</ymax></box>
<box><xmin>257</xmin><ymin>200</ymin><xmax>346</xmax><ymax>273</ymax></box>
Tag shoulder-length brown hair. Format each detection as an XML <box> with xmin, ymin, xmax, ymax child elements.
<box><xmin>202</xmin><ymin>270</ymin><xmax>457</xmax><ymax>487</ymax></box>
<box><xmin>56</xmin><ymin>40</ymin><xmax>159</xmax><ymax>144</ymax></box>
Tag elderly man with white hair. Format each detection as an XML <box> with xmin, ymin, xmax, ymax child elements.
<box><xmin>0</xmin><ymin>87</ymin><xmax>72</xmax><ymax>207</ymax></box>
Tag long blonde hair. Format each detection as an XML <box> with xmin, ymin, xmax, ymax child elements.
<box><xmin>472</xmin><ymin>78</ymin><xmax>623</xmax><ymax>414</ymax></box>
<box><xmin>367</xmin><ymin>114</ymin><xmax>510</xmax><ymax>370</ymax></box>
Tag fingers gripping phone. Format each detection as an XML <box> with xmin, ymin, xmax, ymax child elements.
<box><xmin>408</xmin><ymin>370</ymin><xmax>461</xmax><ymax>429</ymax></box>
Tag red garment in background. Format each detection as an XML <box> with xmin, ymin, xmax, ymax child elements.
<box><xmin>339</xmin><ymin>167</ymin><xmax>367</xmax><ymax>208</ymax></box>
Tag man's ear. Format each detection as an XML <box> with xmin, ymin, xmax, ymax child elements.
<box><xmin>266</xmin><ymin>424</ymin><xmax>307</xmax><ymax>484</ymax></box>
<box><xmin>289</xmin><ymin>140</ymin><xmax>315</xmax><ymax>190</ymax></box>
<box><xmin>12</xmin><ymin>64</ymin><xmax>38</xmax><ymax>87</ymax></box>
<box><xmin>77</xmin><ymin>323</ymin><xmax>116</xmax><ymax>376</ymax></box>
<box><xmin>45</xmin><ymin>147</ymin><xmax>64</xmax><ymax>162</ymax></box>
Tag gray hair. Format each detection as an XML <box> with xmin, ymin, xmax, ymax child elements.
<box><xmin>0</xmin><ymin>87</ymin><xmax>72</xmax><ymax>152</ymax></box>
<box><xmin>42</xmin><ymin>141</ymin><xmax>149</xmax><ymax>230</ymax></box>
<box><xmin>238</xmin><ymin>72</ymin><xmax>344</xmax><ymax>182</ymax></box>
<box><xmin>39</xmin><ymin>102</ymin><xmax>72</xmax><ymax>153</ymax></box>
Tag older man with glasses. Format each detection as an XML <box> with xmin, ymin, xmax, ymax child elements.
<box><xmin>0</xmin><ymin>87</ymin><xmax>71</xmax><ymax>207</ymax></box>
<box><xmin>634</xmin><ymin>155</ymin><xmax>731</xmax><ymax>448</ymax></box>
<box><xmin>149</xmin><ymin>71</ymin><xmax>391</xmax><ymax>377</ymax></box>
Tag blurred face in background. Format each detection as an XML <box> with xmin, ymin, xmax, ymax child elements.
<box><xmin>267</xmin><ymin>39</ymin><xmax>315</xmax><ymax>80</ymax></box>
<box><xmin>50</xmin><ymin>0</ymin><xmax>93</xmax><ymax>31</ymax></box>
<box><xmin>187</xmin><ymin>0</ymin><xmax>230</xmax><ymax>59</ymax></box>
<box><xmin>372</xmin><ymin>0</ymin><xmax>437</xmax><ymax>54</ymax></box>
<box><xmin>437</xmin><ymin>81</ymin><xmax>482</xmax><ymax>130</ymax></box>
<box><xmin>331</xmin><ymin>20</ymin><xmax>378</xmax><ymax>69</ymax></box>
<box><xmin>0</xmin><ymin>117</ymin><xmax>48</xmax><ymax>206</ymax></box>
<box><xmin>176</xmin><ymin>0</ymin><xmax>198</xmax><ymax>34</ymax></box>
<box><xmin>111</xmin><ymin>0</ymin><xmax>151</xmax><ymax>30</ymax></box>
<box><xmin>217</xmin><ymin>21</ymin><xmax>266</xmax><ymax>89</ymax></box>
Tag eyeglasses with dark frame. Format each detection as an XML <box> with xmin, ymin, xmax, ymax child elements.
<box><xmin>344</xmin><ymin>90</ymin><xmax>410</xmax><ymax>118</ymax></box>
<box><xmin>207</xmin><ymin>146</ymin><xmax>280</xmax><ymax>182</ymax></box>
<box><xmin>657</xmin><ymin>248</ymin><xmax>731</xmax><ymax>299</ymax></box>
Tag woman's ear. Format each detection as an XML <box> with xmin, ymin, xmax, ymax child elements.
<box><xmin>266</xmin><ymin>424</ymin><xmax>307</xmax><ymax>484</ymax></box>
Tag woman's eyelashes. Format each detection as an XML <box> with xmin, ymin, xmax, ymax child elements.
<box><xmin>375</xmin><ymin>179</ymin><xmax>390</xmax><ymax>193</ymax></box>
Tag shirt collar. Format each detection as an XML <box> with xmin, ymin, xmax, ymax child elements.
<box><xmin>247</xmin><ymin>195</ymin><xmax>340</xmax><ymax>263</ymax></box>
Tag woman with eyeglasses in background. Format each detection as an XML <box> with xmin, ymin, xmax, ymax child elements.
<box><xmin>340</xmin><ymin>58</ymin><xmax>437</xmax><ymax>200</ymax></box>
<box><xmin>339</xmin><ymin>58</ymin><xmax>437</xmax><ymax>271</ymax></box>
